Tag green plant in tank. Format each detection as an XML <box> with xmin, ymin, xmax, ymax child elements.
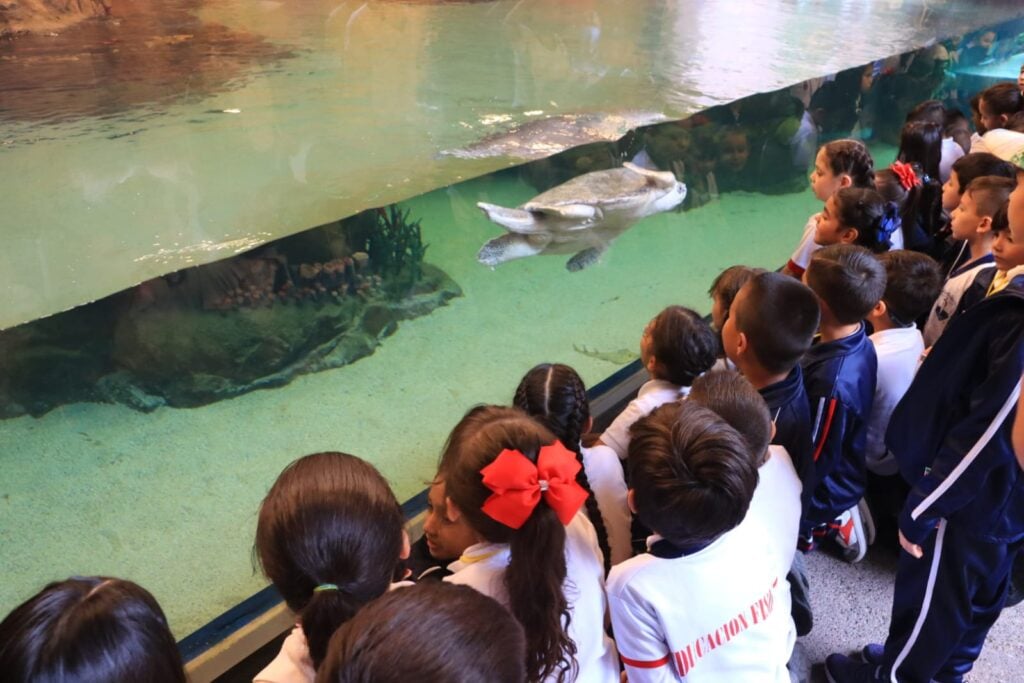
<box><xmin>366</xmin><ymin>205</ymin><xmax>428</xmax><ymax>297</ymax></box>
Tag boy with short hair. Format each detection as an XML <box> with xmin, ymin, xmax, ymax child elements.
<box><xmin>864</xmin><ymin>251</ymin><xmax>942</xmax><ymax>539</ymax></box>
<box><xmin>800</xmin><ymin>245</ymin><xmax>886</xmax><ymax>562</ymax></box>
<box><xmin>608</xmin><ymin>401</ymin><xmax>794</xmax><ymax>682</ymax></box>
<box><xmin>824</xmin><ymin>171</ymin><xmax>1024</xmax><ymax>683</ymax></box>
<box><xmin>924</xmin><ymin>176</ymin><xmax>1014</xmax><ymax>345</ymax></box>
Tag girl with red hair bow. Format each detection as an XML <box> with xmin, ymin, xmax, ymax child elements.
<box><xmin>438</xmin><ymin>405</ymin><xmax>620</xmax><ymax>683</ymax></box>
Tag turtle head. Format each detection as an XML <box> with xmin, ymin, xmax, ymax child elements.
<box><xmin>652</xmin><ymin>178</ymin><xmax>687</xmax><ymax>213</ymax></box>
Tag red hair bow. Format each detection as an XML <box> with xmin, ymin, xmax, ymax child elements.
<box><xmin>479</xmin><ymin>442</ymin><xmax>588</xmax><ymax>529</ymax></box>
<box><xmin>891</xmin><ymin>161</ymin><xmax>921</xmax><ymax>191</ymax></box>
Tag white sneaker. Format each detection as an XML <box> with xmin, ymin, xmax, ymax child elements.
<box><xmin>833</xmin><ymin>504</ymin><xmax>868</xmax><ymax>563</ymax></box>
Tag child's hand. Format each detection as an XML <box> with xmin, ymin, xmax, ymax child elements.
<box><xmin>899</xmin><ymin>530</ymin><xmax>924</xmax><ymax>559</ymax></box>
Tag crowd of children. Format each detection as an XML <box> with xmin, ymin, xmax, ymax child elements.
<box><xmin>4</xmin><ymin>72</ymin><xmax>1024</xmax><ymax>683</ymax></box>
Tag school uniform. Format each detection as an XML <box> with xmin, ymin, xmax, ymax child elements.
<box><xmin>799</xmin><ymin>324</ymin><xmax>877</xmax><ymax>540</ymax></box>
<box><xmin>607</xmin><ymin>451</ymin><xmax>799</xmax><ymax>682</ymax></box>
<box><xmin>786</xmin><ymin>214</ymin><xmax>820</xmax><ymax>278</ymax></box>
<box><xmin>865</xmin><ymin>327</ymin><xmax>924</xmax><ymax>477</ymax></box>
<box><xmin>445</xmin><ymin>512</ymin><xmax>620</xmax><ymax>683</ymax></box>
<box><xmin>759</xmin><ymin>366</ymin><xmax>814</xmax><ymax>513</ymax></box>
<box><xmin>580</xmin><ymin>443</ymin><xmax>633</xmax><ymax>566</ymax></box>
<box><xmin>602</xmin><ymin>379</ymin><xmax>689</xmax><ymax>460</ymax></box>
<box><xmin>922</xmin><ymin>253</ymin><xmax>994</xmax><ymax>347</ymax></box>
<box><xmin>879</xmin><ymin>275</ymin><xmax>1024</xmax><ymax>682</ymax></box>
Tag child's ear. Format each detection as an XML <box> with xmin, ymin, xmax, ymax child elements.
<box><xmin>444</xmin><ymin>497</ymin><xmax>463</xmax><ymax>524</ymax></box>
<box><xmin>838</xmin><ymin>173</ymin><xmax>853</xmax><ymax>189</ymax></box>
<box><xmin>646</xmin><ymin>355</ymin><xmax>659</xmax><ymax>376</ymax></box>
<box><xmin>977</xmin><ymin>216</ymin><xmax>993</xmax><ymax>234</ymax></box>
<box><xmin>734</xmin><ymin>330</ymin><xmax>749</xmax><ymax>358</ymax></box>
<box><xmin>400</xmin><ymin>529</ymin><xmax>411</xmax><ymax>560</ymax></box>
<box><xmin>627</xmin><ymin>489</ymin><xmax>637</xmax><ymax>515</ymax></box>
<box><xmin>840</xmin><ymin>228</ymin><xmax>859</xmax><ymax>245</ymax></box>
<box><xmin>871</xmin><ymin>299</ymin><xmax>887</xmax><ymax>319</ymax></box>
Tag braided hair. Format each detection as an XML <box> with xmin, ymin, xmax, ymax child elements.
<box><xmin>822</xmin><ymin>139</ymin><xmax>876</xmax><ymax>189</ymax></box>
<box><xmin>513</xmin><ymin>363</ymin><xmax>613</xmax><ymax>574</ymax></box>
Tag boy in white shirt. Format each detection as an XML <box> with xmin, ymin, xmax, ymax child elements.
<box><xmin>607</xmin><ymin>400</ymin><xmax>795</xmax><ymax>682</ymax></box>
<box><xmin>864</xmin><ymin>251</ymin><xmax>941</xmax><ymax>539</ymax></box>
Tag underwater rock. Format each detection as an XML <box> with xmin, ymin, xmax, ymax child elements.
<box><xmin>106</xmin><ymin>264</ymin><xmax>460</xmax><ymax>408</ymax></box>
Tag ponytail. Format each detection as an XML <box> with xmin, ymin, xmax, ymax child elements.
<box><xmin>834</xmin><ymin>187</ymin><xmax>899</xmax><ymax>253</ymax></box>
<box><xmin>440</xmin><ymin>406</ymin><xmax>582</xmax><ymax>683</ymax></box>
<box><xmin>255</xmin><ymin>452</ymin><xmax>405</xmax><ymax>670</ymax></box>
<box><xmin>514</xmin><ymin>364</ymin><xmax>614</xmax><ymax>573</ymax></box>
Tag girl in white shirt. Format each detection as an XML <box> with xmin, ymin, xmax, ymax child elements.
<box><xmin>254</xmin><ymin>452</ymin><xmax>408</xmax><ymax>683</ymax></box>
<box><xmin>439</xmin><ymin>405</ymin><xmax>619</xmax><ymax>683</ymax></box>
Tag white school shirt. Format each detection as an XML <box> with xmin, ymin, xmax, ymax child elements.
<box><xmin>787</xmin><ymin>214</ymin><xmax>819</xmax><ymax>275</ymax></box>
<box><xmin>923</xmin><ymin>256</ymin><xmax>995</xmax><ymax>347</ymax></box>
<box><xmin>580</xmin><ymin>443</ymin><xmax>633</xmax><ymax>566</ymax></box>
<box><xmin>602</xmin><ymin>379</ymin><xmax>690</xmax><ymax>460</ymax></box>
<box><xmin>865</xmin><ymin>327</ymin><xmax>925</xmax><ymax>476</ymax></box>
<box><xmin>606</xmin><ymin>448</ymin><xmax>799</xmax><ymax>683</ymax></box>
<box><xmin>939</xmin><ymin>137</ymin><xmax>965</xmax><ymax>184</ymax></box>
<box><xmin>445</xmin><ymin>512</ymin><xmax>620</xmax><ymax>683</ymax></box>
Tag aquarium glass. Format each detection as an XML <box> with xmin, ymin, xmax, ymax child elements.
<box><xmin>2</xmin><ymin>0</ymin><xmax>1023</xmax><ymax>640</ymax></box>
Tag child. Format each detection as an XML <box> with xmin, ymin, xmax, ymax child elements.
<box><xmin>411</xmin><ymin>477</ymin><xmax>481</xmax><ymax>582</ymax></box>
<box><xmin>824</xmin><ymin>171</ymin><xmax>1024</xmax><ymax>683</ymax></box>
<box><xmin>814</xmin><ymin>187</ymin><xmax>902</xmax><ymax>253</ymax></box>
<box><xmin>783</xmin><ymin>139</ymin><xmax>876</xmax><ymax>278</ymax></box>
<box><xmin>514</xmin><ymin>363</ymin><xmax>631</xmax><ymax>567</ymax></box>
<box><xmin>720</xmin><ymin>271</ymin><xmax>820</xmax><ymax>506</ymax></box>
<box><xmin>439</xmin><ymin>405</ymin><xmax>619</xmax><ymax>683</ymax></box>
<box><xmin>875</xmin><ymin>161</ymin><xmax>943</xmax><ymax>253</ymax></box>
<box><xmin>896</xmin><ymin>120</ymin><xmax>942</xmax><ymax>183</ymax></box>
<box><xmin>707</xmin><ymin>265</ymin><xmax>766</xmax><ymax>333</ymax></box>
<box><xmin>598</xmin><ymin>305</ymin><xmax>718</xmax><ymax>460</ymax></box>
<box><xmin>905</xmin><ymin>99</ymin><xmax>965</xmax><ymax>182</ymax></box>
<box><xmin>254</xmin><ymin>452</ymin><xmax>408</xmax><ymax>681</ymax></box>
<box><xmin>0</xmin><ymin>577</ymin><xmax>186</xmax><ymax>683</ymax></box>
<box><xmin>924</xmin><ymin>175</ymin><xmax>1014</xmax><ymax>346</ymax></box>
<box><xmin>317</xmin><ymin>582</ymin><xmax>527</xmax><ymax>683</ymax></box>
<box><xmin>800</xmin><ymin>244</ymin><xmax>886</xmax><ymax>562</ymax></box>
<box><xmin>719</xmin><ymin>273</ymin><xmax>820</xmax><ymax>636</ymax></box>
<box><xmin>971</xmin><ymin>82</ymin><xmax>1024</xmax><ymax>151</ymax></box>
<box><xmin>864</xmin><ymin>251</ymin><xmax>941</xmax><ymax>539</ymax></box>
<box><xmin>608</xmin><ymin>401</ymin><xmax>794</xmax><ymax>681</ymax></box>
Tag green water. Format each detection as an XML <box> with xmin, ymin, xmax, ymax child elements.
<box><xmin>3</xmin><ymin>0</ymin><xmax>1024</xmax><ymax>642</ymax></box>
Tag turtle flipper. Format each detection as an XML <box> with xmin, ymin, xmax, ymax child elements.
<box><xmin>477</xmin><ymin>202</ymin><xmax>539</xmax><ymax>233</ymax></box>
<box><xmin>478</xmin><ymin>233</ymin><xmax>551</xmax><ymax>267</ymax></box>
<box><xmin>622</xmin><ymin>161</ymin><xmax>678</xmax><ymax>189</ymax></box>
<box><xmin>566</xmin><ymin>246</ymin><xmax>606</xmax><ymax>272</ymax></box>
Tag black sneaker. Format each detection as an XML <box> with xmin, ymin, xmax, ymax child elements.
<box><xmin>824</xmin><ymin>653</ymin><xmax>884</xmax><ymax>683</ymax></box>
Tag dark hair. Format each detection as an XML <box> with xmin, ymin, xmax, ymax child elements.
<box><xmin>0</xmin><ymin>577</ymin><xmax>186</xmax><ymax>683</ymax></box>
<box><xmin>646</xmin><ymin>305</ymin><xmax>719</xmax><ymax>386</ymax></box>
<box><xmin>439</xmin><ymin>405</ymin><xmax>577</xmax><ymax>683</ymax></box>
<box><xmin>944</xmin><ymin>108</ymin><xmax>968</xmax><ymax>133</ymax></box>
<box><xmin>627</xmin><ymin>401</ymin><xmax>757</xmax><ymax>546</ymax></box>
<box><xmin>1008</xmin><ymin>111</ymin><xmax>1024</xmax><ymax>134</ymax></box>
<box><xmin>689</xmin><ymin>370</ymin><xmax>772</xmax><ymax>467</ymax></box>
<box><xmin>991</xmin><ymin>205</ymin><xmax>1011</xmax><ymax>235</ymax></box>
<box><xmin>513</xmin><ymin>363</ymin><xmax>612</xmax><ymax>573</ymax></box>
<box><xmin>876</xmin><ymin>251</ymin><xmax>942</xmax><ymax>327</ymax></box>
<box><xmin>806</xmin><ymin>244</ymin><xmax>887</xmax><ymax>325</ymax></box>
<box><xmin>964</xmin><ymin>176</ymin><xmax>1016</xmax><ymax>218</ymax></box>
<box><xmin>732</xmin><ymin>272</ymin><xmax>819</xmax><ymax>374</ymax></box>
<box><xmin>821</xmin><ymin>139</ymin><xmax>876</xmax><ymax>189</ymax></box>
<box><xmin>897</xmin><ymin>121</ymin><xmax>942</xmax><ymax>181</ymax></box>
<box><xmin>316</xmin><ymin>582</ymin><xmax>527</xmax><ymax>683</ymax></box>
<box><xmin>708</xmin><ymin>265</ymin><xmax>766</xmax><ymax>319</ymax></box>
<box><xmin>255</xmin><ymin>452</ymin><xmax>405</xmax><ymax>669</ymax></box>
<box><xmin>906</xmin><ymin>99</ymin><xmax>946</xmax><ymax>126</ymax></box>
<box><xmin>951</xmin><ymin>152</ymin><xmax>1019</xmax><ymax>191</ymax></box>
<box><xmin>875</xmin><ymin>163</ymin><xmax>943</xmax><ymax>245</ymax></box>
<box><xmin>980</xmin><ymin>82</ymin><xmax>1024</xmax><ymax>126</ymax></box>
<box><xmin>832</xmin><ymin>187</ymin><xmax>902</xmax><ymax>253</ymax></box>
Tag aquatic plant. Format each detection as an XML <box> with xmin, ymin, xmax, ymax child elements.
<box><xmin>366</xmin><ymin>205</ymin><xmax>428</xmax><ymax>297</ymax></box>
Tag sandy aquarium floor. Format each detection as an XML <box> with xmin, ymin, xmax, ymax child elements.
<box><xmin>2</xmin><ymin>174</ymin><xmax>818</xmax><ymax>637</ymax></box>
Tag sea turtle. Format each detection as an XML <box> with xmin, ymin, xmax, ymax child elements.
<box><xmin>476</xmin><ymin>162</ymin><xmax>686</xmax><ymax>271</ymax></box>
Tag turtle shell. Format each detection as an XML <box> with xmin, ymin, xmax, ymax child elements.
<box><xmin>523</xmin><ymin>167</ymin><xmax>659</xmax><ymax>211</ymax></box>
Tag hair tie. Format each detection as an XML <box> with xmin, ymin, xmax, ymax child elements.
<box><xmin>314</xmin><ymin>584</ymin><xmax>339</xmax><ymax>593</ymax></box>
<box><xmin>479</xmin><ymin>442</ymin><xmax>588</xmax><ymax>529</ymax></box>
<box><xmin>877</xmin><ymin>213</ymin><xmax>901</xmax><ymax>246</ymax></box>
<box><xmin>890</xmin><ymin>161</ymin><xmax>921</xmax><ymax>191</ymax></box>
